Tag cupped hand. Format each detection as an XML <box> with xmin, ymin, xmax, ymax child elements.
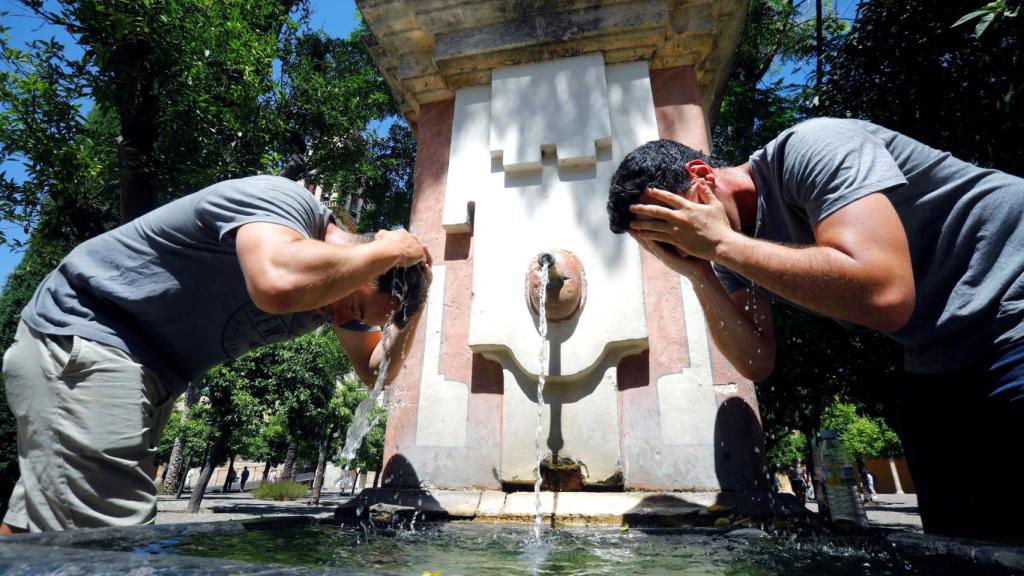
<box><xmin>627</xmin><ymin>180</ymin><xmax>733</xmax><ymax>261</ymax></box>
<box><xmin>375</xmin><ymin>229</ymin><xmax>426</xmax><ymax>268</ymax></box>
<box><xmin>630</xmin><ymin>231</ymin><xmax>714</xmax><ymax>280</ymax></box>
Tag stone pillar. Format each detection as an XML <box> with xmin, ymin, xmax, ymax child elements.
<box><xmin>889</xmin><ymin>457</ymin><xmax>905</xmax><ymax>494</ymax></box>
<box><xmin>359</xmin><ymin>0</ymin><xmax>760</xmax><ymax>494</ymax></box>
<box><xmin>381</xmin><ymin>100</ymin><xmax>505</xmax><ymax>489</ymax></box>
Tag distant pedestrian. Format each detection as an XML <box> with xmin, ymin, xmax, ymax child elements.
<box><xmin>864</xmin><ymin>469</ymin><xmax>877</xmax><ymax>504</ymax></box>
<box><xmin>789</xmin><ymin>463</ymin><xmax>808</xmax><ymax>504</ymax></box>
<box><xmin>240</xmin><ymin>467</ymin><xmax>250</xmax><ymax>492</ymax></box>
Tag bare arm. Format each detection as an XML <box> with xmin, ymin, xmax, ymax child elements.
<box><xmin>631</xmin><ymin>184</ymin><xmax>915</xmax><ymax>333</ymax></box>
<box><xmin>235</xmin><ymin>222</ymin><xmax>424</xmax><ymax>314</ymax></box>
<box><xmin>633</xmin><ymin>235</ymin><xmax>776</xmax><ymax>380</ymax></box>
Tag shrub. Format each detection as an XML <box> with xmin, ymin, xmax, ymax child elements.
<box><xmin>251</xmin><ymin>481</ymin><xmax>308</xmax><ymax>501</ymax></box>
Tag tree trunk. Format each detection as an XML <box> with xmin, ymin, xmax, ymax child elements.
<box><xmin>162</xmin><ymin>382</ymin><xmax>200</xmax><ymax>494</ymax></box>
<box><xmin>222</xmin><ymin>454</ymin><xmax>236</xmax><ymax>493</ymax></box>
<box><xmin>888</xmin><ymin>457</ymin><xmax>905</xmax><ymax>494</ymax></box>
<box><xmin>162</xmin><ymin>437</ymin><xmax>184</xmax><ymax>490</ymax></box>
<box><xmin>309</xmin><ymin>440</ymin><xmax>328</xmax><ymax>506</ymax></box>
<box><xmin>175</xmin><ymin>454</ymin><xmax>192</xmax><ymax>500</ymax></box>
<box><xmin>350</xmin><ymin>468</ymin><xmax>359</xmax><ymax>496</ymax></box>
<box><xmin>281</xmin><ymin>442</ymin><xmax>298</xmax><ymax>481</ymax></box>
<box><xmin>186</xmin><ymin>433</ymin><xmax>230</xmax><ymax>513</ymax></box>
<box><xmin>114</xmin><ymin>42</ymin><xmax>160</xmax><ymax>223</ymax></box>
<box><xmin>261</xmin><ymin>460</ymin><xmax>272</xmax><ymax>485</ymax></box>
<box><xmin>372</xmin><ymin>468</ymin><xmax>381</xmax><ymax>488</ymax></box>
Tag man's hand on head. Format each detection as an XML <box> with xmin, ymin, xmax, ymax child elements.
<box><xmin>627</xmin><ymin>180</ymin><xmax>734</xmax><ymax>262</ymax></box>
<box><xmin>375</xmin><ymin>229</ymin><xmax>426</xmax><ymax>268</ymax></box>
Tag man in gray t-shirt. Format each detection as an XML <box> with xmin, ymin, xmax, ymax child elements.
<box><xmin>1</xmin><ymin>175</ymin><xmax>430</xmax><ymax>533</ymax></box>
<box><xmin>608</xmin><ymin>118</ymin><xmax>1024</xmax><ymax>541</ymax></box>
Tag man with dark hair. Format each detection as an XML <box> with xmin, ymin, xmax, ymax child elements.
<box><xmin>1</xmin><ymin>175</ymin><xmax>430</xmax><ymax>533</ymax></box>
<box><xmin>609</xmin><ymin>118</ymin><xmax>1024</xmax><ymax>542</ymax></box>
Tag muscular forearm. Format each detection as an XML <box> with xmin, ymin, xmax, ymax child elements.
<box><xmin>714</xmin><ymin>232</ymin><xmax>913</xmax><ymax>332</ymax></box>
<box><xmin>259</xmin><ymin>240</ymin><xmax>398</xmax><ymax>314</ymax></box>
<box><xmin>690</xmin><ymin>267</ymin><xmax>775</xmax><ymax>381</ymax></box>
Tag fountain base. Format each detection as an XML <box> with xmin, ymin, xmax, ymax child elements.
<box><xmin>539</xmin><ymin>457</ymin><xmax>584</xmax><ymax>492</ymax></box>
<box><xmin>334</xmin><ymin>487</ymin><xmax>808</xmax><ymax>527</ymax></box>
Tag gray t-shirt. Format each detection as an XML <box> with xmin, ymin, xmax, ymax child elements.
<box><xmin>715</xmin><ymin>118</ymin><xmax>1024</xmax><ymax>373</ymax></box>
<box><xmin>22</xmin><ymin>175</ymin><xmax>335</xmax><ymax>394</ymax></box>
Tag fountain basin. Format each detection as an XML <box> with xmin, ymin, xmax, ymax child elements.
<box><xmin>3</xmin><ymin>513</ymin><xmax>1021</xmax><ymax>575</ymax></box>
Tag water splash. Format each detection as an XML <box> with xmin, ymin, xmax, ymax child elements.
<box><xmin>337</xmin><ymin>319</ymin><xmax>393</xmax><ymax>470</ymax></box>
<box><xmin>533</xmin><ymin>260</ymin><xmax>551</xmax><ymax>540</ymax></box>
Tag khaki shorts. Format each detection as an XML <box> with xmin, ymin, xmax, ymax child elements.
<box><xmin>2</xmin><ymin>321</ymin><xmax>175</xmax><ymax>531</ymax></box>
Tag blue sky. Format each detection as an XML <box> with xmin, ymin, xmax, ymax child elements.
<box><xmin>0</xmin><ymin>0</ymin><xmax>856</xmax><ymax>284</ymax></box>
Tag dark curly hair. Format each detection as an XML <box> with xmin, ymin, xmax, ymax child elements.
<box><xmin>607</xmin><ymin>140</ymin><xmax>729</xmax><ymax>233</ymax></box>
<box><xmin>375</xmin><ymin>263</ymin><xmax>429</xmax><ymax>328</ymax></box>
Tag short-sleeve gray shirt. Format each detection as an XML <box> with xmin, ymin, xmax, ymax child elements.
<box><xmin>21</xmin><ymin>175</ymin><xmax>335</xmax><ymax>394</ymax></box>
<box><xmin>715</xmin><ymin>118</ymin><xmax>1024</xmax><ymax>373</ymax></box>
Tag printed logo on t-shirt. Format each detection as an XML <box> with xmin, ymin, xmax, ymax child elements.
<box><xmin>221</xmin><ymin>301</ymin><xmax>324</xmax><ymax>359</ymax></box>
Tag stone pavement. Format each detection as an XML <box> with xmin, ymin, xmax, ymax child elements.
<box><xmin>156</xmin><ymin>491</ymin><xmax>351</xmax><ymax>525</ymax></box>
<box><xmin>158</xmin><ymin>490</ymin><xmax>923</xmax><ymax>532</ymax></box>
<box><xmin>806</xmin><ymin>493</ymin><xmax>923</xmax><ymax>532</ymax></box>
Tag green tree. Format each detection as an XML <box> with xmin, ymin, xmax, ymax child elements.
<box><xmin>186</xmin><ymin>352</ymin><xmax>276</xmax><ymax>512</ymax></box>
<box><xmin>713</xmin><ymin>0</ymin><xmax>848</xmax><ymax>164</ymax></box>
<box><xmin>768</xmin><ymin>429</ymin><xmax>808</xmax><ymax>468</ymax></box>
<box><xmin>8</xmin><ymin>0</ymin><xmax>304</xmax><ymax>221</ymax></box>
<box><xmin>821</xmin><ymin>399</ymin><xmax>902</xmax><ymax>461</ymax></box>
<box><xmin>820</xmin><ymin>0</ymin><xmax>1024</xmax><ymax>175</ymax></box>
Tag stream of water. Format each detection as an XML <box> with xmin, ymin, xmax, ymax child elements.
<box><xmin>533</xmin><ymin>260</ymin><xmax>550</xmax><ymax>540</ymax></box>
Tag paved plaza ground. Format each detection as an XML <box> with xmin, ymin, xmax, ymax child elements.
<box><xmin>157</xmin><ymin>491</ymin><xmax>923</xmax><ymax>532</ymax></box>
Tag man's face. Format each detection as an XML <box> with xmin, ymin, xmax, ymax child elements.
<box><xmin>328</xmin><ymin>284</ymin><xmax>398</xmax><ymax>326</ymax></box>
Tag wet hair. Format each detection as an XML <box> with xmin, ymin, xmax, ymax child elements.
<box><xmin>375</xmin><ymin>263</ymin><xmax>429</xmax><ymax>328</ymax></box>
<box><xmin>607</xmin><ymin>139</ymin><xmax>729</xmax><ymax>234</ymax></box>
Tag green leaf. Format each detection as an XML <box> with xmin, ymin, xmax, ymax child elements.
<box><xmin>953</xmin><ymin>9</ymin><xmax>990</xmax><ymax>28</ymax></box>
<box><xmin>975</xmin><ymin>11</ymin><xmax>997</xmax><ymax>35</ymax></box>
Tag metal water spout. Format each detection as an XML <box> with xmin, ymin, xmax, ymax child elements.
<box><xmin>526</xmin><ymin>250</ymin><xmax>586</xmax><ymax>322</ymax></box>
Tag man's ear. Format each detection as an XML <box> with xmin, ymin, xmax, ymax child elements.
<box><xmin>684</xmin><ymin>159</ymin><xmax>715</xmax><ymax>185</ymax></box>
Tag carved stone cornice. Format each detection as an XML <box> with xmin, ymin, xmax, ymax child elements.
<box><xmin>357</xmin><ymin>0</ymin><xmax>746</xmax><ymax>124</ymax></box>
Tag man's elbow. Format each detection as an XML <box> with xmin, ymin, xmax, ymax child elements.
<box><xmin>864</xmin><ymin>285</ymin><xmax>914</xmax><ymax>333</ymax></box>
<box><xmin>247</xmin><ymin>276</ymin><xmax>304</xmax><ymax>315</ymax></box>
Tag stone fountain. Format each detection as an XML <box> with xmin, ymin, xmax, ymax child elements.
<box><xmin>347</xmin><ymin>0</ymin><xmax>769</xmax><ymax>522</ymax></box>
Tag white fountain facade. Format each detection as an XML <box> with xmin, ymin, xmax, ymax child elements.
<box><xmin>356</xmin><ymin>0</ymin><xmax>766</xmax><ymax>502</ymax></box>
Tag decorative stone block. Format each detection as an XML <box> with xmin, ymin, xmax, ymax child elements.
<box><xmin>489</xmin><ymin>54</ymin><xmax>612</xmax><ymax>171</ymax></box>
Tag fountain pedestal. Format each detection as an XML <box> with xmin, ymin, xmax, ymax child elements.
<box><xmin>357</xmin><ymin>0</ymin><xmax>766</xmax><ymax>497</ymax></box>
